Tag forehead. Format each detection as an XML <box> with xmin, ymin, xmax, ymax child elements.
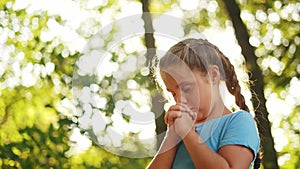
<box><xmin>160</xmin><ymin>63</ymin><xmax>196</xmax><ymax>87</ymax></box>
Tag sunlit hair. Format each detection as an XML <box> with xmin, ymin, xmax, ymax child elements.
<box><xmin>158</xmin><ymin>38</ymin><xmax>249</xmax><ymax>112</ymax></box>
<box><xmin>152</xmin><ymin>38</ymin><xmax>261</xmax><ymax>169</ymax></box>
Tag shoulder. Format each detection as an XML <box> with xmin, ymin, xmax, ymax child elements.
<box><xmin>230</xmin><ymin>110</ymin><xmax>254</xmax><ymax>119</ymax></box>
<box><xmin>224</xmin><ymin>110</ymin><xmax>256</xmax><ymax>127</ymax></box>
<box><xmin>222</xmin><ymin>110</ymin><xmax>258</xmax><ymax>135</ymax></box>
<box><xmin>219</xmin><ymin>110</ymin><xmax>260</xmax><ymax>155</ymax></box>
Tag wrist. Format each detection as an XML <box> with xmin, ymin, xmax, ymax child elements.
<box><xmin>177</xmin><ymin>125</ymin><xmax>196</xmax><ymax>139</ymax></box>
<box><xmin>182</xmin><ymin>129</ymin><xmax>204</xmax><ymax>144</ymax></box>
<box><xmin>157</xmin><ymin>129</ymin><xmax>181</xmax><ymax>154</ymax></box>
<box><xmin>165</xmin><ymin>128</ymin><xmax>181</xmax><ymax>142</ymax></box>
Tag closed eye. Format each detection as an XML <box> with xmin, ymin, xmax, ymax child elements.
<box><xmin>181</xmin><ymin>86</ymin><xmax>191</xmax><ymax>93</ymax></box>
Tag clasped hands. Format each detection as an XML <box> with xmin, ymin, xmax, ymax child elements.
<box><xmin>164</xmin><ymin>104</ymin><xmax>197</xmax><ymax>138</ymax></box>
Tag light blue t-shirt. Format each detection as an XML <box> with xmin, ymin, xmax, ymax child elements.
<box><xmin>172</xmin><ymin>110</ymin><xmax>260</xmax><ymax>169</ymax></box>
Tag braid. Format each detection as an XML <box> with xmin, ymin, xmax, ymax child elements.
<box><xmin>216</xmin><ymin>47</ymin><xmax>250</xmax><ymax>112</ymax></box>
<box><xmin>158</xmin><ymin>38</ymin><xmax>261</xmax><ymax>168</ymax></box>
<box><xmin>213</xmin><ymin>45</ymin><xmax>262</xmax><ymax>169</ymax></box>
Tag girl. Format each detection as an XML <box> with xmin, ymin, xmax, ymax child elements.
<box><xmin>147</xmin><ymin>38</ymin><xmax>261</xmax><ymax>169</ymax></box>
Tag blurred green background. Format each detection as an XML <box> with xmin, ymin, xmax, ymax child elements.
<box><xmin>0</xmin><ymin>0</ymin><xmax>299</xmax><ymax>168</ymax></box>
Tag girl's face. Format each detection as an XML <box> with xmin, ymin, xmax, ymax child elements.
<box><xmin>160</xmin><ymin>64</ymin><xmax>214</xmax><ymax>123</ymax></box>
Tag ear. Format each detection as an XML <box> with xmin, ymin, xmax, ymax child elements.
<box><xmin>208</xmin><ymin>65</ymin><xmax>220</xmax><ymax>84</ymax></box>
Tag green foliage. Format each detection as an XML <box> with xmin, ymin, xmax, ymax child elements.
<box><xmin>0</xmin><ymin>82</ymin><xmax>71</xmax><ymax>168</ymax></box>
<box><xmin>149</xmin><ymin>0</ymin><xmax>174</xmax><ymax>13</ymax></box>
<box><xmin>0</xmin><ymin>0</ymin><xmax>152</xmax><ymax>168</ymax></box>
<box><xmin>1</xmin><ymin>0</ymin><xmax>299</xmax><ymax>168</ymax></box>
<box><xmin>69</xmin><ymin>144</ymin><xmax>151</xmax><ymax>169</ymax></box>
<box><xmin>236</xmin><ymin>1</ymin><xmax>300</xmax><ymax>168</ymax></box>
<box><xmin>277</xmin><ymin>105</ymin><xmax>300</xmax><ymax>169</ymax></box>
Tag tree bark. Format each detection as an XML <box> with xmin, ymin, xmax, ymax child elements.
<box><xmin>141</xmin><ymin>0</ymin><xmax>167</xmax><ymax>150</ymax></box>
<box><xmin>141</xmin><ymin>0</ymin><xmax>156</xmax><ymax>67</ymax></box>
<box><xmin>223</xmin><ymin>0</ymin><xmax>279</xmax><ymax>168</ymax></box>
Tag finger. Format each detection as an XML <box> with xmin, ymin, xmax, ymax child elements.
<box><xmin>187</xmin><ymin>111</ymin><xmax>197</xmax><ymax>120</ymax></box>
<box><xmin>166</xmin><ymin>105</ymin><xmax>185</xmax><ymax>124</ymax></box>
<box><xmin>176</xmin><ymin>103</ymin><xmax>189</xmax><ymax>110</ymax></box>
<box><xmin>175</xmin><ymin>103</ymin><xmax>194</xmax><ymax>115</ymax></box>
<box><xmin>168</xmin><ymin>104</ymin><xmax>187</xmax><ymax>112</ymax></box>
<box><xmin>174</xmin><ymin>103</ymin><xmax>195</xmax><ymax>119</ymax></box>
<box><xmin>191</xmin><ymin>111</ymin><xmax>197</xmax><ymax>120</ymax></box>
<box><xmin>167</xmin><ymin>111</ymin><xmax>182</xmax><ymax>124</ymax></box>
<box><xmin>164</xmin><ymin>111</ymin><xmax>182</xmax><ymax>124</ymax></box>
<box><xmin>168</xmin><ymin>118</ymin><xmax>174</xmax><ymax>126</ymax></box>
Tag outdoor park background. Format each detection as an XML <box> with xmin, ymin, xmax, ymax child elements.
<box><xmin>0</xmin><ymin>0</ymin><xmax>299</xmax><ymax>168</ymax></box>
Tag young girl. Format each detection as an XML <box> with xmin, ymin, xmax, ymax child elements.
<box><xmin>147</xmin><ymin>38</ymin><xmax>261</xmax><ymax>169</ymax></box>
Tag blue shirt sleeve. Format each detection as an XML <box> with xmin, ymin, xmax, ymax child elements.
<box><xmin>218</xmin><ymin>111</ymin><xmax>260</xmax><ymax>159</ymax></box>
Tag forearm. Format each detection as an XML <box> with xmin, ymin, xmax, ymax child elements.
<box><xmin>146</xmin><ymin>145</ymin><xmax>177</xmax><ymax>169</ymax></box>
<box><xmin>182</xmin><ymin>130</ymin><xmax>230</xmax><ymax>169</ymax></box>
<box><xmin>147</xmin><ymin>131</ymin><xmax>180</xmax><ymax>169</ymax></box>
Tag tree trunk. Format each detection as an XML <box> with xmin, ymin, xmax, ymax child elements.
<box><xmin>141</xmin><ymin>0</ymin><xmax>167</xmax><ymax>150</ymax></box>
<box><xmin>223</xmin><ymin>0</ymin><xmax>279</xmax><ymax>168</ymax></box>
